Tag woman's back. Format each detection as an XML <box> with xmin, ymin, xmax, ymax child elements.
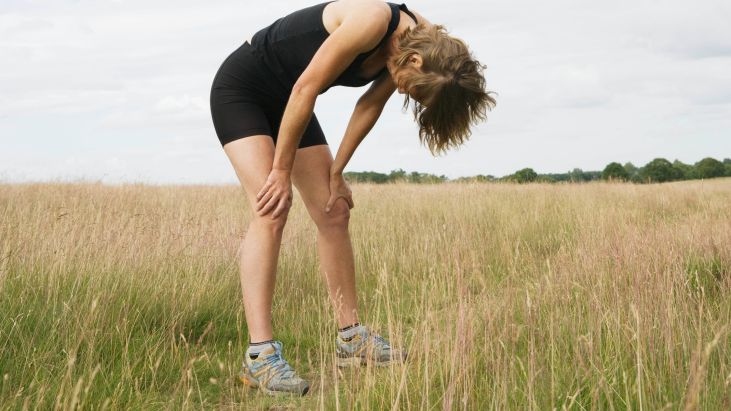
<box><xmin>249</xmin><ymin>1</ymin><xmax>417</xmax><ymax>94</ymax></box>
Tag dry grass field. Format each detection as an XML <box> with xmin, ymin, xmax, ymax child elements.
<box><xmin>1</xmin><ymin>179</ymin><xmax>729</xmax><ymax>410</ymax></box>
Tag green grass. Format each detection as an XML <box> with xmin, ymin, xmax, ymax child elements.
<box><xmin>1</xmin><ymin>180</ymin><xmax>730</xmax><ymax>409</ymax></box>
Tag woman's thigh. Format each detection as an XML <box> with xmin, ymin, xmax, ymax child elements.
<box><xmin>210</xmin><ymin>41</ymin><xmax>327</xmax><ymax>150</ymax></box>
<box><xmin>212</xmin><ymin>92</ymin><xmax>327</xmax><ymax>150</ymax></box>
<box><xmin>224</xmin><ymin>136</ymin><xmax>345</xmax><ymax>226</ymax></box>
<box><xmin>223</xmin><ymin>135</ymin><xmax>277</xmax><ymax>211</ymax></box>
<box><xmin>272</xmin><ymin>111</ymin><xmax>329</xmax><ymax>149</ymax></box>
<box><xmin>291</xmin><ymin>145</ymin><xmax>350</xmax><ymax>227</ymax></box>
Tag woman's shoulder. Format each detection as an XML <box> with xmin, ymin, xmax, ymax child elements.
<box><xmin>323</xmin><ymin>0</ymin><xmax>391</xmax><ymax>30</ymax></box>
<box><xmin>404</xmin><ymin>6</ymin><xmax>432</xmax><ymax>27</ymax></box>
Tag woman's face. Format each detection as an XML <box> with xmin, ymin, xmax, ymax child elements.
<box><xmin>388</xmin><ymin>54</ymin><xmax>423</xmax><ymax>95</ymax></box>
<box><xmin>394</xmin><ymin>68</ymin><xmax>427</xmax><ymax>105</ymax></box>
<box><xmin>395</xmin><ymin>69</ymin><xmax>410</xmax><ymax>94</ymax></box>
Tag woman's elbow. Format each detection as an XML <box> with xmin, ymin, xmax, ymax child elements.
<box><xmin>292</xmin><ymin>81</ymin><xmax>320</xmax><ymax>100</ymax></box>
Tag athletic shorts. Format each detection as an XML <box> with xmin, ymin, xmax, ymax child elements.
<box><xmin>209</xmin><ymin>41</ymin><xmax>328</xmax><ymax>148</ymax></box>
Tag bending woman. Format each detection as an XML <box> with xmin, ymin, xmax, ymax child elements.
<box><xmin>209</xmin><ymin>0</ymin><xmax>495</xmax><ymax>396</ymax></box>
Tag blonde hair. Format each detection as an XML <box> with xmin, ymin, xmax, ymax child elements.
<box><xmin>390</xmin><ymin>23</ymin><xmax>497</xmax><ymax>155</ymax></box>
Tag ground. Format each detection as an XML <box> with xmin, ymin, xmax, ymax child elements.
<box><xmin>0</xmin><ymin>179</ymin><xmax>729</xmax><ymax>410</ymax></box>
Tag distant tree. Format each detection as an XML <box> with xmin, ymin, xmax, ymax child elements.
<box><xmin>543</xmin><ymin>173</ymin><xmax>570</xmax><ymax>182</ymax></box>
<box><xmin>345</xmin><ymin>156</ymin><xmax>730</xmax><ymax>184</ymax></box>
<box><xmin>623</xmin><ymin>162</ymin><xmax>638</xmax><ymax>174</ymax></box>
<box><xmin>568</xmin><ymin>168</ymin><xmax>587</xmax><ymax>182</ymax></box>
<box><xmin>694</xmin><ymin>157</ymin><xmax>725</xmax><ymax>179</ymax></box>
<box><xmin>344</xmin><ymin>171</ymin><xmax>390</xmax><ymax>183</ymax></box>
<box><xmin>602</xmin><ymin>162</ymin><xmax>629</xmax><ymax>181</ymax></box>
<box><xmin>513</xmin><ymin>168</ymin><xmax>538</xmax><ymax>183</ymax></box>
<box><xmin>585</xmin><ymin>171</ymin><xmax>602</xmax><ymax>181</ymax></box>
<box><xmin>388</xmin><ymin>168</ymin><xmax>407</xmax><ymax>182</ymax></box>
<box><xmin>405</xmin><ymin>171</ymin><xmax>448</xmax><ymax>183</ymax></box>
<box><xmin>456</xmin><ymin>174</ymin><xmax>494</xmax><ymax>183</ymax></box>
<box><xmin>623</xmin><ymin>162</ymin><xmax>640</xmax><ymax>182</ymax></box>
<box><xmin>640</xmin><ymin>158</ymin><xmax>683</xmax><ymax>183</ymax></box>
<box><xmin>536</xmin><ymin>175</ymin><xmax>556</xmax><ymax>183</ymax></box>
<box><xmin>672</xmin><ymin>160</ymin><xmax>695</xmax><ymax>180</ymax></box>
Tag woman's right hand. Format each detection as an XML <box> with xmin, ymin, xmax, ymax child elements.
<box><xmin>325</xmin><ymin>173</ymin><xmax>354</xmax><ymax>213</ymax></box>
<box><xmin>256</xmin><ymin>168</ymin><xmax>293</xmax><ymax>218</ymax></box>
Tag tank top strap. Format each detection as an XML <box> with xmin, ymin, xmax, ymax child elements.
<box><xmin>379</xmin><ymin>3</ymin><xmax>403</xmax><ymax>46</ymax></box>
<box><xmin>355</xmin><ymin>2</ymin><xmax>402</xmax><ymax>60</ymax></box>
<box><xmin>398</xmin><ymin>3</ymin><xmax>418</xmax><ymax>24</ymax></box>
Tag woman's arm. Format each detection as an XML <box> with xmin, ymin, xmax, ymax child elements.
<box><xmin>324</xmin><ymin>70</ymin><xmax>396</xmax><ymax>213</ymax></box>
<box><xmin>271</xmin><ymin>89</ymin><xmax>317</xmax><ymax>172</ymax></box>
<box><xmin>269</xmin><ymin>4</ymin><xmax>390</xmax><ymax>174</ymax></box>
<box><xmin>255</xmin><ymin>3</ymin><xmax>391</xmax><ymax>218</ymax></box>
<box><xmin>331</xmin><ymin>71</ymin><xmax>397</xmax><ymax>177</ymax></box>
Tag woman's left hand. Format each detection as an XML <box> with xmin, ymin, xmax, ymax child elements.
<box><xmin>325</xmin><ymin>173</ymin><xmax>354</xmax><ymax>213</ymax></box>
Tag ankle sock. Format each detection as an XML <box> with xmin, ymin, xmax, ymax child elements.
<box><xmin>338</xmin><ymin>323</ymin><xmax>365</xmax><ymax>341</ymax></box>
<box><xmin>247</xmin><ymin>339</ymin><xmax>275</xmax><ymax>359</ymax></box>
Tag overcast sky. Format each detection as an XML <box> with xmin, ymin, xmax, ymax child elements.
<box><xmin>1</xmin><ymin>0</ymin><xmax>729</xmax><ymax>184</ymax></box>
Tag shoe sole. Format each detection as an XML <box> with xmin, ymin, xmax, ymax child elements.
<box><xmin>335</xmin><ymin>356</ymin><xmax>404</xmax><ymax>368</ymax></box>
<box><xmin>238</xmin><ymin>373</ymin><xmax>309</xmax><ymax>396</ymax></box>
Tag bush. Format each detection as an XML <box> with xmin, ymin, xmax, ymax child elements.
<box><xmin>513</xmin><ymin>168</ymin><xmax>538</xmax><ymax>183</ymax></box>
<box><xmin>602</xmin><ymin>162</ymin><xmax>629</xmax><ymax>181</ymax></box>
<box><xmin>672</xmin><ymin>160</ymin><xmax>695</xmax><ymax>180</ymax></box>
<box><xmin>640</xmin><ymin>158</ymin><xmax>683</xmax><ymax>183</ymax></box>
<box><xmin>694</xmin><ymin>157</ymin><xmax>725</xmax><ymax>179</ymax></box>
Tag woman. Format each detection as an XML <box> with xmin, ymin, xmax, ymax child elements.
<box><xmin>210</xmin><ymin>0</ymin><xmax>495</xmax><ymax>396</ymax></box>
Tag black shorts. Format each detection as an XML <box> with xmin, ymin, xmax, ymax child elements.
<box><xmin>209</xmin><ymin>41</ymin><xmax>328</xmax><ymax>148</ymax></box>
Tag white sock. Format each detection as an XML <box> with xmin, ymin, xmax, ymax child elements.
<box><xmin>338</xmin><ymin>323</ymin><xmax>365</xmax><ymax>341</ymax></box>
<box><xmin>247</xmin><ymin>339</ymin><xmax>275</xmax><ymax>359</ymax></box>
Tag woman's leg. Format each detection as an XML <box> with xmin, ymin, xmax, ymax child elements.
<box><xmin>223</xmin><ymin>135</ymin><xmax>291</xmax><ymax>343</ymax></box>
<box><xmin>290</xmin><ymin>144</ymin><xmax>359</xmax><ymax>328</ymax></box>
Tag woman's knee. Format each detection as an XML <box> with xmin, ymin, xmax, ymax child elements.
<box><xmin>251</xmin><ymin>206</ymin><xmax>291</xmax><ymax>235</ymax></box>
<box><xmin>316</xmin><ymin>198</ymin><xmax>350</xmax><ymax>231</ymax></box>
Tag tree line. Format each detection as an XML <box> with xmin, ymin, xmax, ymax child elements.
<box><xmin>343</xmin><ymin>157</ymin><xmax>731</xmax><ymax>184</ymax></box>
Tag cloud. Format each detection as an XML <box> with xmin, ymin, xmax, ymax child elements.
<box><xmin>1</xmin><ymin>0</ymin><xmax>729</xmax><ymax>183</ymax></box>
<box><xmin>154</xmin><ymin>94</ymin><xmax>207</xmax><ymax>114</ymax></box>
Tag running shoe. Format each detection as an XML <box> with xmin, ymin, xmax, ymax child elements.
<box><xmin>335</xmin><ymin>326</ymin><xmax>408</xmax><ymax>367</ymax></box>
<box><xmin>238</xmin><ymin>340</ymin><xmax>310</xmax><ymax>396</ymax></box>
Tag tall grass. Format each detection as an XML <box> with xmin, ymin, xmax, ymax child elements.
<box><xmin>1</xmin><ymin>180</ymin><xmax>729</xmax><ymax>410</ymax></box>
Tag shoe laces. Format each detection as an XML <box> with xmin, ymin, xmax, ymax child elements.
<box><xmin>262</xmin><ymin>345</ymin><xmax>297</xmax><ymax>380</ymax></box>
<box><xmin>368</xmin><ymin>330</ymin><xmax>391</xmax><ymax>349</ymax></box>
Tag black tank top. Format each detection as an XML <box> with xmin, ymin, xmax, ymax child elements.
<box><xmin>249</xmin><ymin>1</ymin><xmax>419</xmax><ymax>95</ymax></box>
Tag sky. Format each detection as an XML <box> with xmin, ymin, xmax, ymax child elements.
<box><xmin>1</xmin><ymin>0</ymin><xmax>729</xmax><ymax>184</ymax></box>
